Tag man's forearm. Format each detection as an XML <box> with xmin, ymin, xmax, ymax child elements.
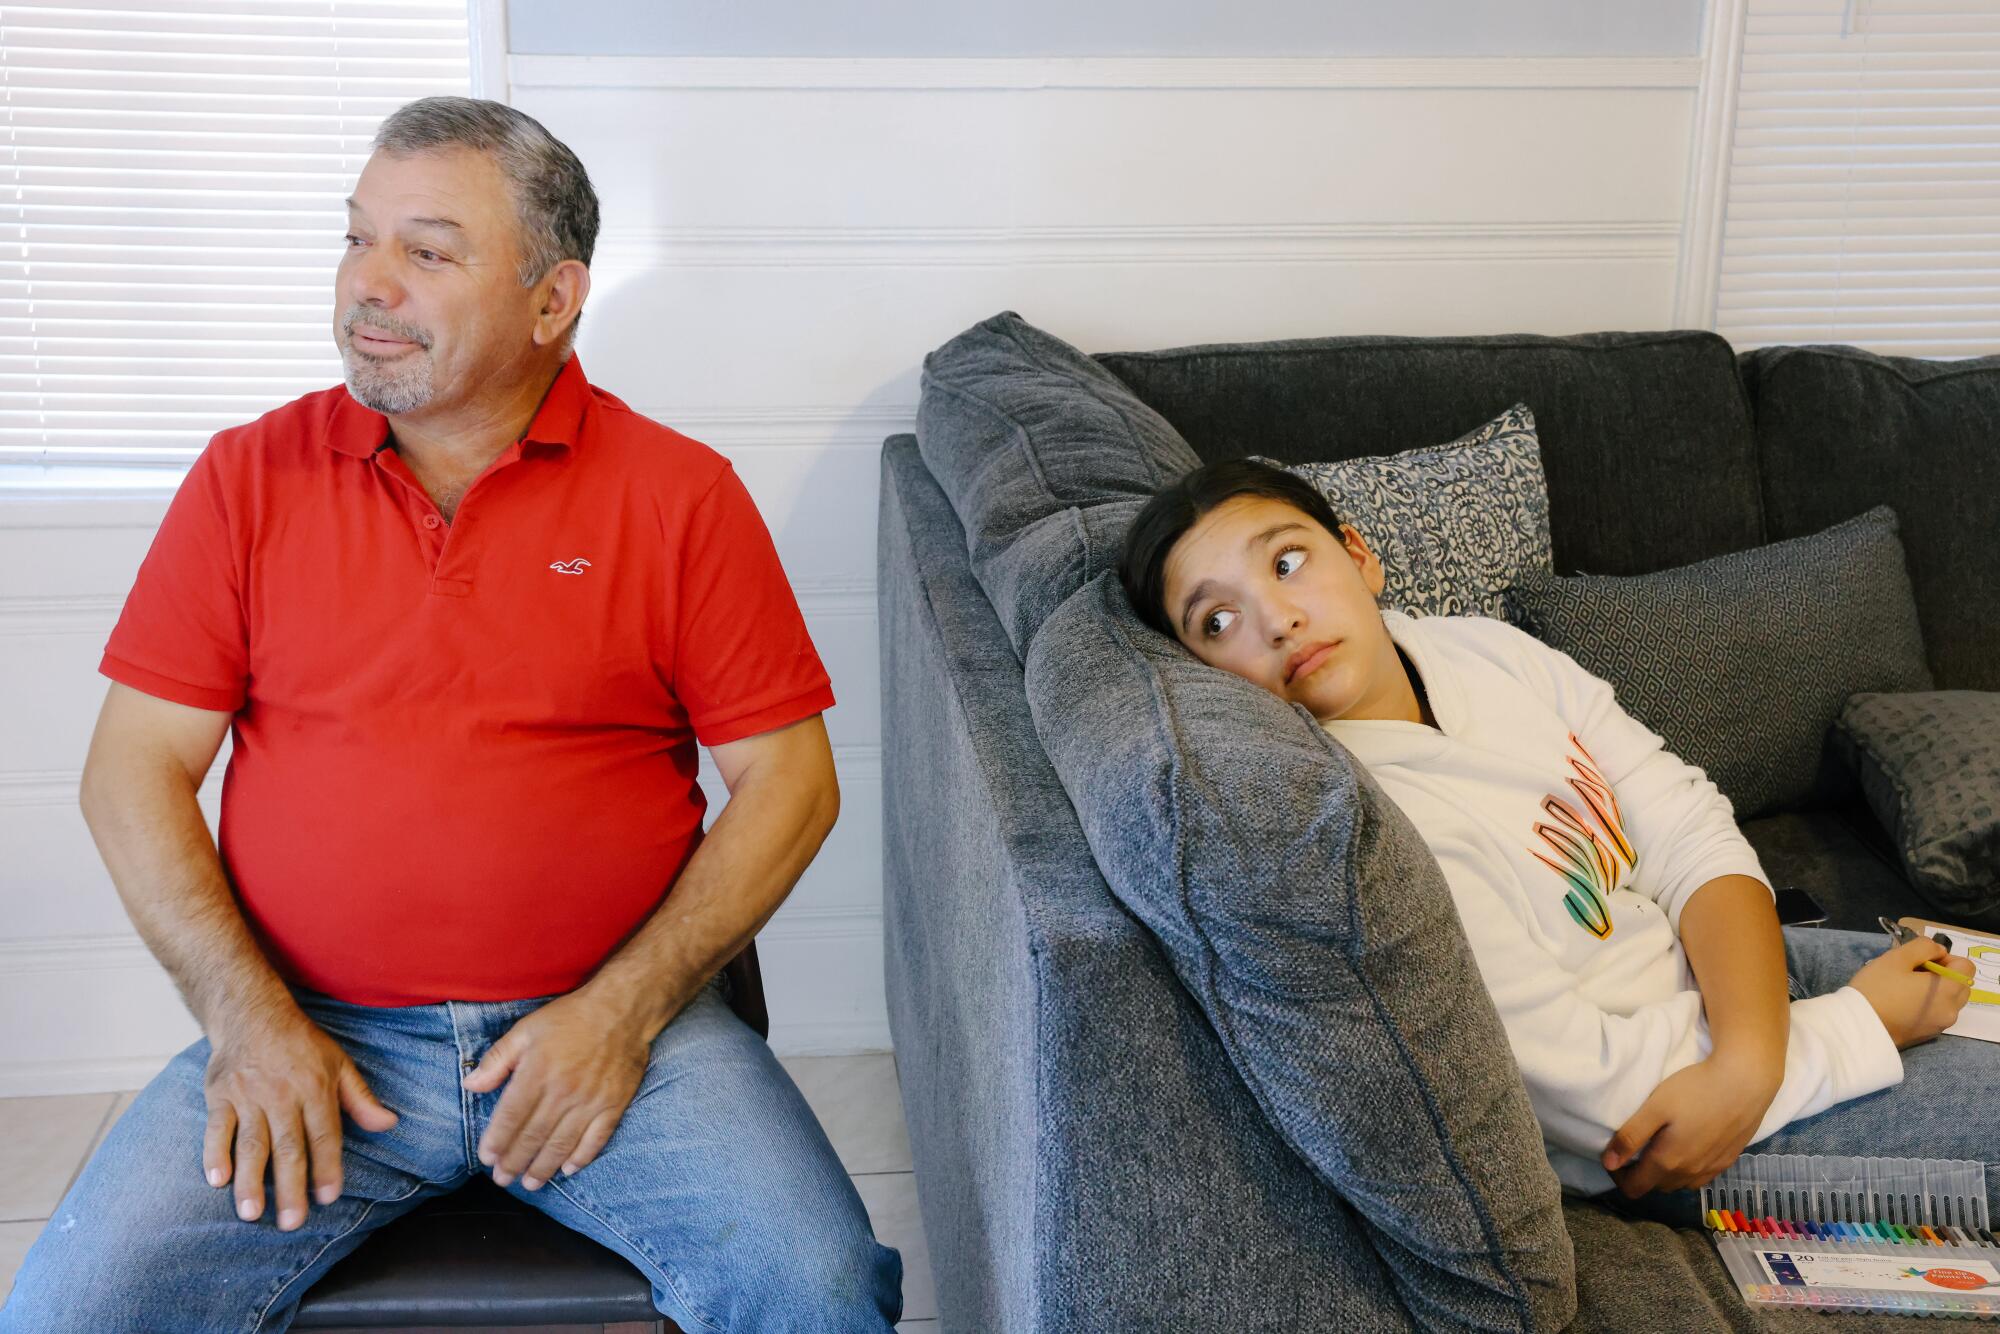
<box><xmin>81</xmin><ymin>756</ymin><xmax>296</xmax><ymax>1038</ymax></box>
<box><xmin>1679</xmin><ymin>873</ymin><xmax>1789</xmax><ymax>1074</ymax></box>
<box><xmin>578</xmin><ymin>757</ymin><xmax>838</xmax><ymax>1042</ymax></box>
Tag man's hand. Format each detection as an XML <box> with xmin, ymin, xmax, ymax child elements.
<box><xmin>462</xmin><ymin>988</ymin><xmax>651</xmax><ymax>1190</ymax></box>
<box><xmin>1849</xmin><ymin>936</ymin><xmax>1975</xmax><ymax>1048</ymax></box>
<box><xmin>1601</xmin><ymin>1053</ymin><xmax>1781</xmax><ymax>1198</ymax></box>
<box><xmin>203</xmin><ymin>1012</ymin><xmax>398</xmax><ymax>1230</ymax></box>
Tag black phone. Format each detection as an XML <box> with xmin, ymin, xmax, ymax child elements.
<box><xmin>1775</xmin><ymin>886</ymin><xmax>1829</xmax><ymax>927</ymax></box>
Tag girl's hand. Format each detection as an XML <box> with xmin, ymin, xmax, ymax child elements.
<box><xmin>1601</xmin><ymin>1053</ymin><xmax>1781</xmax><ymax>1198</ymax></box>
<box><xmin>1849</xmin><ymin>937</ymin><xmax>1975</xmax><ymax>1048</ymax></box>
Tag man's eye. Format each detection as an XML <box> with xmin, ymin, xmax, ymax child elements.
<box><xmin>413</xmin><ymin>249</ymin><xmax>443</xmax><ymax>263</ymax></box>
<box><xmin>1202</xmin><ymin>608</ymin><xmax>1238</xmax><ymax>638</ymax></box>
<box><xmin>1275</xmin><ymin>547</ymin><xmax>1308</xmax><ymax>577</ymax></box>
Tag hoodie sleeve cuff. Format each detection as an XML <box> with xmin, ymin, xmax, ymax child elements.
<box><xmin>1793</xmin><ymin>986</ymin><xmax>1905</xmax><ymax>1105</ymax></box>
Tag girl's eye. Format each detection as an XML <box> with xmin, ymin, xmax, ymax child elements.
<box><xmin>1202</xmin><ymin>608</ymin><xmax>1238</xmax><ymax>638</ymax></box>
<box><xmin>342</xmin><ymin>234</ymin><xmax>366</xmax><ymax>248</ymax></box>
<box><xmin>1275</xmin><ymin>547</ymin><xmax>1308</xmax><ymax>578</ymax></box>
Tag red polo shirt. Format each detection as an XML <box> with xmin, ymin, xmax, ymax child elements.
<box><xmin>101</xmin><ymin>357</ymin><xmax>834</xmax><ymax>1006</ymax></box>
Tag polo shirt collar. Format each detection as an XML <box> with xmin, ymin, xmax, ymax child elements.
<box><xmin>325</xmin><ymin>354</ymin><xmax>593</xmax><ymax>457</ymax></box>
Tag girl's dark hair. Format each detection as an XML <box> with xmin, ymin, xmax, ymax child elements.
<box><xmin>1118</xmin><ymin>458</ymin><xmax>1345</xmax><ymax>640</ymax></box>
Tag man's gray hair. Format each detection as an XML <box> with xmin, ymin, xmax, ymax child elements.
<box><xmin>373</xmin><ymin>96</ymin><xmax>599</xmax><ymax>290</ymax></box>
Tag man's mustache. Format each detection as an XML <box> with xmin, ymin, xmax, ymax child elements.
<box><xmin>340</xmin><ymin>306</ymin><xmax>433</xmax><ymax>349</ymax></box>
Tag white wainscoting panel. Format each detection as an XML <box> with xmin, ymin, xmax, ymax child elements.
<box><xmin>0</xmin><ymin>54</ymin><xmax>1702</xmax><ymax>1091</ymax></box>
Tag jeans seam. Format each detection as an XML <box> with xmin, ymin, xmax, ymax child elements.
<box><xmin>545</xmin><ymin>1176</ymin><xmax>727</xmax><ymax>1334</ymax></box>
<box><xmin>249</xmin><ymin>1177</ymin><xmax>437</xmax><ymax>1333</ymax></box>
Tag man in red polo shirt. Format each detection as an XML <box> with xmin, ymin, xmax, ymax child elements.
<box><xmin>1</xmin><ymin>98</ymin><xmax>901</xmax><ymax>1334</ymax></box>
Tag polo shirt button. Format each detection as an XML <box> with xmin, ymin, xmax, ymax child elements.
<box><xmin>423</xmin><ymin>514</ymin><xmax>441</xmax><ymax>530</ymax></box>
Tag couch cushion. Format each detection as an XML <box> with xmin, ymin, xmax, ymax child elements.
<box><xmin>916</xmin><ymin>312</ymin><xmax>1201</xmax><ymax>654</ymax></box>
<box><xmin>1505</xmin><ymin>508</ymin><xmax>1934</xmax><ymax>820</ymax></box>
<box><xmin>1742</xmin><ymin>345</ymin><xmax>2000</xmax><ymax>691</ymax></box>
<box><xmin>1023</xmin><ymin>572</ymin><xmax>1575</xmax><ymax>1332</ymax></box>
<box><xmin>1561</xmin><ymin>1199</ymin><xmax>1915</xmax><ymax>1332</ymax></box>
<box><xmin>1097</xmin><ymin>331</ymin><xmax>1762</xmax><ymax>579</ymax></box>
<box><xmin>1737</xmin><ymin>801</ymin><xmax>1916</xmax><ymax>935</ymax></box>
<box><xmin>1836</xmin><ymin>691</ymin><xmax>2000</xmax><ymax>924</ymax></box>
<box><xmin>1262</xmin><ymin>403</ymin><xmax>1552</xmax><ymax>622</ymax></box>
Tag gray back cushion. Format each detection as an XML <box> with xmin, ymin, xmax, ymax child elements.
<box><xmin>1506</xmin><ymin>507</ymin><xmax>1934</xmax><ymax>820</ymax></box>
<box><xmin>916</xmin><ymin>312</ymin><xmax>1201</xmax><ymax>654</ymax></box>
<box><xmin>1024</xmin><ymin>573</ymin><xmax>1576</xmax><ymax>1333</ymax></box>
<box><xmin>1742</xmin><ymin>345</ymin><xmax>2000</xmax><ymax>691</ymax></box>
<box><xmin>1097</xmin><ymin>330</ymin><xmax>1762</xmax><ymax>579</ymax></box>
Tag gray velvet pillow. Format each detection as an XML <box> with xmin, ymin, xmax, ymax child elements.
<box><xmin>1836</xmin><ymin>691</ymin><xmax>2000</xmax><ymax>920</ymax></box>
<box><xmin>1024</xmin><ymin>572</ymin><xmax>1575</xmax><ymax>1333</ymax></box>
<box><xmin>1259</xmin><ymin>403</ymin><xmax>1552</xmax><ymax>622</ymax></box>
<box><xmin>1506</xmin><ymin>507</ymin><xmax>1934</xmax><ymax>820</ymax></box>
<box><xmin>916</xmin><ymin>311</ymin><xmax>1201</xmax><ymax>654</ymax></box>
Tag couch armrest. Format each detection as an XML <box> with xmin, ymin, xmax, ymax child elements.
<box><xmin>879</xmin><ymin>437</ymin><xmax>1412</xmax><ymax>1332</ymax></box>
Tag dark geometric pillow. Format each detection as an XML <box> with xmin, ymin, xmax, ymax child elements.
<box><xmin>1836</xmin><ymin>691</ymin><xmax>2000</xmax><ymax>920</ymax></box>
<box><xmin>1505</xmin><ymin>507</ymin><xmax>1933</xmax><ymax>820</ymax></box>
<box><xmin>1260</xmin><ymin>404</ymin><xmax>1551</xmax><ymax>622</ymax></box>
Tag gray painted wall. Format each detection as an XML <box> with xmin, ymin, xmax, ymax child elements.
<box><xmin>506</xmin><ymin>0</ymin><xmax>1705</xmax><ymax>58</ymax></box>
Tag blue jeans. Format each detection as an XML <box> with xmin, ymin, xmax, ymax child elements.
<box><xmin>0</xmin><ymin>980</ymin><xmax>902</xmax><ymax>1333</ymax></box>
<box><xmin>1596</xmin><ymin>927</ymin><xmax>2000</xmax><ymax>1229</ymax></box>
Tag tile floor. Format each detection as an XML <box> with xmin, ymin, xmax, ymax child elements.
<box><xmin>0</xmin><ymin>1052</ymin><xmax>933</xmax><ymax>1331</ymax></box>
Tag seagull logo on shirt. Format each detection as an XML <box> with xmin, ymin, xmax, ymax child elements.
<box><xmin>548</xmin><ymin>558</ymin><xmax>592</xmax><ymax>575</ymax></box>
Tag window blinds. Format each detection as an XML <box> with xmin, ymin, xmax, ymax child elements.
<box><xmin>1716</xmin><ymin>0</ymin><xmax>2000</xmax><ymax>355</ymax></box>
<box><xmin>1</xmin><ymin>1</ymin><xmax>471</xmax><ymax>466</ymax></box>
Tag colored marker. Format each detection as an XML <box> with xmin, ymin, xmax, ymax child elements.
<box><xmin>1734</xmin><ymin>1209</ymin><xmax>1753</xmax><ymax>1233</ymax></box>
<box><xmin>1706</xmin><ymin>1208</ymin><xmax>1725</xmax><ymax>1231</ymax></box>
<box><xmin>1921</xmin><ymin>1226</ymin><xmax>1944</xmax><ymax>1245</ymax></box>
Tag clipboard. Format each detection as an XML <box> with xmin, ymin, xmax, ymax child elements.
<box><xmin>1900</xmin><ymin>916</ymin><xmax>2000</xmax><ymax>1044</ymax></box>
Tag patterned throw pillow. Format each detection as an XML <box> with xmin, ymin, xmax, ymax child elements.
<box><xmin>1836</xmin><ymin>691</ymin><xmax>2000</xmax><ymax>919</ymax></box>
<box><xmin>1258</xmin><ymin>404</ymin><xmax>1551</xmax><ymax>621</ymax></box>
<box><xmin>1505</xmin><ymin>507</ymin><xmax>1934</xmax><ymax>821</ymax></box>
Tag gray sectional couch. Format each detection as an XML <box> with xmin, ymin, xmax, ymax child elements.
<box><xmin>878</xmin><ymin>326</ymin><xmax>2000</xmax><ymax>1331</ymax></box>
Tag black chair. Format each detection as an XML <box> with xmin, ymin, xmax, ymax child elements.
<box><xmin>293</xmin><ymin>947</ymin><xmax>769</xmax><ymax>1334</ymax></box>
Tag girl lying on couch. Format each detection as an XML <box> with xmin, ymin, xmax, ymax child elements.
<box><xmin>1117</xmin><ymin>457</ymin><xmax>1990</xmax><ymax>1220</ymax></box>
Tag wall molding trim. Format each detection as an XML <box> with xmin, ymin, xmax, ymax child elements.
<box><xmin>4</xmin><ymin>744</ymin><xmax>879</xmax><ymax>810</ymax></box>
<box><xmin>0</xmin><ymin>593</ymin><xmax>127</xmax><ymax>637</ymax></box>
<box><xmin>0</xmin><ymin>1056</ymin><xmax>188</xmax><ymax>1100</ymax></box>
<box><xmin>592</xmin><ymin>221</ymin><xmax>1683</xmax><ymax>271</ymax></box>
<box><xmin>511</xmin><ymin>53</ymin><xmax>1703</xmax><ymax>92</ymax></box>
<box><xmin>1674</xmin><ymin>0</ymin><xmax>1748</xmax><ymax>329</ymax></box>
<box><xmin>0</xmin><ymin>583</ymin><xmax>878</xmax><ymax>638</ymax></box>
<box><xmin>0</xmin><ymin>905</ymin><xmax>887</xmax><ymax>975</ymax></box>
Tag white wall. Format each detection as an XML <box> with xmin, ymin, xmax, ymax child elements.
<box><xmin>0</xmin><ymin>36</ymin><xmax>1711</xmax><ymax>1093</ymax></box>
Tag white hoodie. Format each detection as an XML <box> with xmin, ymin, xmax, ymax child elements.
<box><xmin>1321</xmin><ymin>610</ymin><xmax>1902</xmax><ymax>1195</ymax></box>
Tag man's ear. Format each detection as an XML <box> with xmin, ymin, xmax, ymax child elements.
<box><xmin>532</xmin><ymin>258</ymin><xmax>591</xmax><ymax>349</ymax></box>
<box><xmin>1339</xmin><ymin>523</ymin><xmax>1387</xmax><ymax>598</ymax></box>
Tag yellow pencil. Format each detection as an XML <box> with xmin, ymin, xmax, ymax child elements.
<box><xmin>1922</xmin><ymin>960</ymin><xmax>1975</xmax><ymax>986</ymax></box>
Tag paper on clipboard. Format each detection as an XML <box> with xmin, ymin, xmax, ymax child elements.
<box><xmin>1904</xmin><ymin>917</ymin><xmax>2000</xmax><ymax>1045</ymax></box>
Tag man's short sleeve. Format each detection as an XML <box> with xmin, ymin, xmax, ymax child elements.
<box><xmin>672</xmin><ymin>464</ymin><xmax>835</xmax><ymax>746</ymax></box>
<box><xmin>100</xmin><ymin>446</ymin><xmax>250</xmax><ymax>713</ymax></box>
